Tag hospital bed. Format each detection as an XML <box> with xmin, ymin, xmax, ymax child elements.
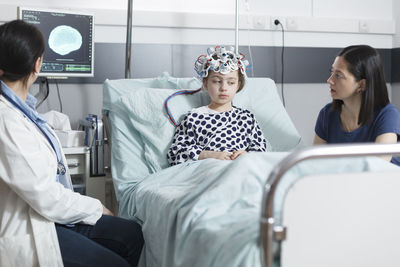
<box><xmin>102</xmin><ymin>73</ymin><xmax>400</xmax><ymax>267</ymax></box>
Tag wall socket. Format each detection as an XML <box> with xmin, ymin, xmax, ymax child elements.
<box><xmin>271</xmin><ymin>17</ymin><xmax>286</xmax><ymax>30</ymax></box>
<box><xmin>253</xmin><ymin>15</ymin><xmax>267</xmax><ymax>29</ymax></box>
<box><xmin>359</xmin><ymin>20</ymin><xmax>370</xmax><ymax>33</ymax></box>
<box><xmin>286</xmin><ymin>17</ymin><xmax>298</xmax><ymax>31</ymax></box>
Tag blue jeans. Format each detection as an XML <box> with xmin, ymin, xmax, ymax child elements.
<box><xmin>55</xmin><ymin>215</ymin><xmax>143</xmax><ymax>267</ymax></box>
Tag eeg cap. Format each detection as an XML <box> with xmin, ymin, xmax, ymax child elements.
<box><xmin>194</xmin><ymin>46</ymin><xmax>249</xmax><ymax>79</ymax></box>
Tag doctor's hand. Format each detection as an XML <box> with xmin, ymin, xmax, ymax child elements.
<box><xmin>102</xmin><ymin>205</ymin><xmax>114</xmax><ymax>216</ymax></box>
<box><xmin>230</xmin><ymin>150</ymin><xmax>247</xmax><ymax>160</ymax></box>
<box><xmin>199</xmin><ymin>150</ymin><xmax>232</xmax><ymax>160</ymax></box>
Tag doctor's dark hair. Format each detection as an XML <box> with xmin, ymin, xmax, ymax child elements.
<box><xmin>332</xmin><ymin>45</ymin><xmax>389</xmax><ymax>125</ymax></box>
<box><xmin>0</xmin><ymin>20</ymin><xmax>44</xmax><ymax>85</ymax></box>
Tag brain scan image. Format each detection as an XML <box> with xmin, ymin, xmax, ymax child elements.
<box><xmin>48</xmin><ymin>25</ymin><xmax>82</xmax><ymax>56</ymax></box>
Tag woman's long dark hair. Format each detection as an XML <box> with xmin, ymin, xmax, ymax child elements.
<box><xmin>332</xmin><ymin>45</ymin><xmax>389</xmax><ymax>125</ymax></box>
<box><xmin>0</xmin><ymin>20</ymin><xmax>44</xmax><ymax>86</ymax></box>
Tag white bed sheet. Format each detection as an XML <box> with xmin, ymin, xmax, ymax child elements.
<box><xmin>127</xmin><ymin>152</ymin><xmax>397</xmax><ymax>267</ymax></box>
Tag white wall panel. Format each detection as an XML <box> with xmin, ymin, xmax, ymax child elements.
<box><xmin>93</xmin><ymin>26</ymin><xmax>393</xmax><ymax>48</ymax></box>
<box><xmin>134</xmin><ymin>0</ymin><xmax>236</xmax><ymax>13</ymax></box>
<box><xmin>393</xmin><ymin>0</ymin><xmax>400</xmax><ymax>47</ymax></box>
<box><xmin>246</xmin><ymin>0</ymin><xmax>311</xmax><ymax>17</ymax></box>
<box><xmin>0</xmin><ymin>0</ymin><xmax>126</xmax><ymax>10</ymax></box>
<box><xmin>0</xmin><ymin>2</ymin><xmax>395</xmax><ymax>48</ymax></box>
<box><xmin>0</xmin><ymin>0</ymin><xmax>309</xmax><ymax>15</ymax></box>
<box><xmin>313</xmin><ymin>0</ymin><xmax>393</xmax><ymax>20</ymax></box>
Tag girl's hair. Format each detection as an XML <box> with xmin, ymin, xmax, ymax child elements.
<box><xmin>0</xmin><ymin>20</ymin><xmax>45</xmax><ymax>84</ymax></box>
<box><xmin>203</xmin><ymin>69</ymin><xmax>246</xmax><ymax>92</ymax></box>
<box><xmin>332</xmin><ymin>45</ymin><xmax>389</xmax><ymax>125</ymax></box>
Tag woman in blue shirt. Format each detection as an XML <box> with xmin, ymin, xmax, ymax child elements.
<box><xmin>313</xmin><ymin>45</ymin><xmax>400</xmax><ymax>166</ymax></box>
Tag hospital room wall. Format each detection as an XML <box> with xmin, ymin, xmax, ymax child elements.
<box><xmin>0</xmin><ymin>0</ymin><xmax>398</xmax><ymax>146</ymax></box>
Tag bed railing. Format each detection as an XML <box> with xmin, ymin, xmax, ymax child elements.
<box><xmin>260</xmin><ymin>143</ymin><xmax>400</xmax><ymax>267</ymax></box>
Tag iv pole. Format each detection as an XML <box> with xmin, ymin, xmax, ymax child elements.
<box><xmin>125</xmin><ymin>0</ymin><xmax>133</xmax><ymax>78</ymax></box>
<box><xmin>235</xmin><ymin>0</ymin><xmax>239</xmax><ymax>54</ymax></box>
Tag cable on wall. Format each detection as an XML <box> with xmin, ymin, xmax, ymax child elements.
<box><xmin>55</xmin><ymin>80</ymin><xmax>63</xmax><ymax>113</ymax></box>
<box><xmin>274</xmin><ymin>19</ymin><xmax>285</xmax><ymax>107</ymax></box>
<box><xmin>35</xmin><ymin>77</ymin><xmax>49</xmax><ymax>109</ymax></box>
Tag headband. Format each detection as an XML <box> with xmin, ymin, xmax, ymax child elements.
<box><xmin>194</xmin><ymin>46</ymin><xmax>249</xmax><ymax>79</ymax></box>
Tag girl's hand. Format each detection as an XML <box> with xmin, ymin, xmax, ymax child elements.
<box><xmin>230</xmin><ymin>150</ymin><xmax>247</xmax><ymax>160</ymax></box>
<box><xmin>199</xmin><ymin>150</ymin><xmax>232</xmax><ymax>160</ymax></box>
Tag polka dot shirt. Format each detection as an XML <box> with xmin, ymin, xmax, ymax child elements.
<box><xmin>167</xmin><ymin>106</ymin><xmax>270</xmax><ymax>166</ymax></box>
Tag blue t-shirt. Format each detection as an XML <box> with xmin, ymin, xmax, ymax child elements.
<box><xmin>315</xmin><ymin>103</ymin><xmax>400</xmax><ymax>166</ymax></box>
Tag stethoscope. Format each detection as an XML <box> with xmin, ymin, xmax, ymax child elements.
<box><xmin>2</xmin><ymin>92</ymin><xmax>66</xmax><ymax>176</ymax></box>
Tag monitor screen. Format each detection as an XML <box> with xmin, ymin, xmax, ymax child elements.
<box><xmin>19</xmin><ymin>7</ymin><xmax>94</xmax><ymax>77</ymax></box>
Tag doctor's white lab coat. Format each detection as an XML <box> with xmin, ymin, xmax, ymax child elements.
<box><xmin>0</xmin><ymin>95</ymin><xmax>103</xmax><ymax>266</ymax></box>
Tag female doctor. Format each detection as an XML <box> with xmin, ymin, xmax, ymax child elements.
<box><xmin>0</xmin><ymin>20</ymin><xmax>143</xmax><ymax>266</ymax></box>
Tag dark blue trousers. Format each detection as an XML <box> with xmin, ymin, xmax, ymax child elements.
<box><xmin>55</xmin><ymin>215</ymin><xmax>144</xmax><ymax>267</ymax></box>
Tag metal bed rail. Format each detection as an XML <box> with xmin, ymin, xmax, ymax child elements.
<box><xmin>260</xmin><ymin>143</ymin><xmax>400</xmax><ymax>267</ymax></box>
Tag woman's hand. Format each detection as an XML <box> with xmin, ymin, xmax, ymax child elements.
<box><xmin>102</xmin><ymin>205</ymin><xmax>114</xmax><ymax>216</ymax></box>
<box><xmin>230</xmin><ymin>150</ymin><xmax>247</xmax><ymax>160</ymax></box>
<box><xmin>375</xmin><ymin>133</ymin><xmax>398</xmax><ymax>162</ymax></box>
<box><xmin>313</xmin><ymin>134</ymin><xmax>327</xmax><ymax>145</ymax></box>
<box><xmin>199</xmin><ymin>151</ymin><xmax>232</xmax><ymax>160</ymax></box>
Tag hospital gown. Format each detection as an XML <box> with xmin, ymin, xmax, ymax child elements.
<box><xmin>167</xmin><ymin>106</ymin><xmax>270</xmax><ymax>165</ymax></box>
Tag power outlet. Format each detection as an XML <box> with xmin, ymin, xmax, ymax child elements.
<box><xmin>253</xmin><ymin>15</ymin><xmax>267</xmax><ymax>29</ymax></box>
<box><xmin>359</xmin><ymin>20</ymin><xmax>369</xmax><ymax>33</ymax></box>
<box><xmin>286</xmin><ymin>17</ymin><xmax>298</xmax><ymax>31</ymax></box>
<box><xmin>271</xmin><ymin>17</ymin><xmax>285</xmax><ymax>30</ymax></box>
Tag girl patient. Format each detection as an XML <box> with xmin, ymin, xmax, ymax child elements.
<box><xmin>168</xmin><ymin>46</ymin><xmax>270</xmax><ymax>166</ymax></box>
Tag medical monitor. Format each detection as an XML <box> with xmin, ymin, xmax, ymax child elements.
<box><xmin>19</xmin><ymin>7</ymin><xmax>94</xmax><ymax>77</ymax></box>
